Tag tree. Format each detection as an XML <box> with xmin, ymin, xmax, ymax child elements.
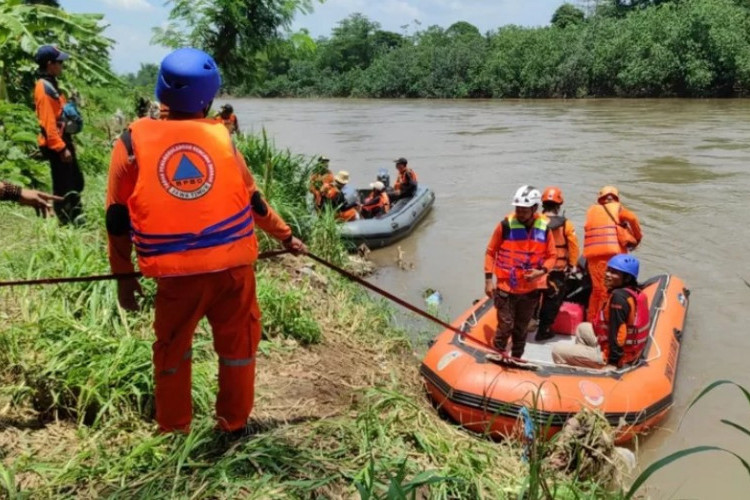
<box><xmin>0</xmin><ymin>0</ymin><xmax>117</xmax><ymax>102</ymax></box>
<box><xmin>316</xmin><ymin>13</ymin><xmax>382</xmax><ymax>73</ymax></box>
<box><xmin>152</xmin><ymin>0</ymin><xmax>318</xmax><ymax>90</ymax></box>
<box><xmin>551</xmin><ymin>3</ymin><xmax>586</xmax><ymax>28</ymax></box>
<box><xmin>122</xmin><ymin>63</ymin><xmax>159</xmax><ymax>88</ymax></box>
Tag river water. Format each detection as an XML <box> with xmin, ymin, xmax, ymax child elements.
<box><xmin>231</xmin><ymin>98</ymin><xmax>749</xmax><ymax>498</ymax></box>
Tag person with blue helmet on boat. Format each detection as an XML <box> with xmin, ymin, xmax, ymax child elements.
<box><xmin>552</xmin><ymin>254</ymin><xmax>650</xmax><ymax>369</ymax></box>
<box><xmin>105</xmin><ymin>47</ymin><xmax>306</xmax><ymax>436</ymax></box>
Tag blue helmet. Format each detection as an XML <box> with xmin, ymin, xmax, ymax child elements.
<box><xmin>607</xmin><ymin>254</ymin><xmax>639</xmax><ymax>280</ymax></box>
<box><xmin>155</xmin><ymin>48</ymin><xmax>221</xmax><ymax>114</ymax></box>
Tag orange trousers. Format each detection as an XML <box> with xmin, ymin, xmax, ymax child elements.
<box><xmin>586</xmin><ymin>255</ymin><xmax>610</xmax><ymax>323</ymax></box>
<box><xmin>152</xmin><ymin>265</ymin><xmax>261</xmax><ymax>433</ymax></box>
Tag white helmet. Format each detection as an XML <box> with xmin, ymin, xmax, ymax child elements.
<box><xmin>512</xmin><ymin>185</ymin><xmax>541</xmax><ymax>207</ymax></box>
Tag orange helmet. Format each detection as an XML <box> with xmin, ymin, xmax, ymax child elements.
<box><xmin>597</xmin><ymin>185</ymin><xmax>619</xmax><ymax>202</ymax></box>
<box><xmin>542</xmin><ymin>186</ymin><xmax>564</xmax><ymax>204</ymax></box>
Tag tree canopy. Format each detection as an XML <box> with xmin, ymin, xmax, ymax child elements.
<box><xmin>0</xmin><ymin>0</ymin><xmax>117</xmax><ymax>102</ymax></box>
<box><xmin>152</xmin><ymin>0</ymin><xmax>319</xmax><ymax>91</ymax></box>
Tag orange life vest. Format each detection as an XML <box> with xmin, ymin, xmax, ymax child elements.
<box><xmin>126</xmin><ymin>117</ymin><xmax>256</xmax><ymax>278</ymax></box>
<box><xmin>361</xmin><ymin>191</ymin><xmax>389</xmax><ymax>216</ymax></box>
<box><xmin>309</xmin><ymin>172</ymin><xmax>333</xmax><ymax>207</ymax></box>
<box><xmin>583</xmin><ymin>202</ymin><xmax>624</xmax><ymax>258</ymax></box>
<box><xmin>493</xmin><ymin>214</ymin><xmax>550</xmax><ymax>293</ymax></box>
<box><xmin>593</xmin><ymin>288</ymin><xmax>650</xmax><ymax>366</ymax></box>
<box><xmin>546</xmin><ymin>214</ymin><xmax>569</xmax><ymax>271</ymax></box>
<box><xmin>394</xmin><ymin>168</ymin><xmax>417</xmax><ymax>191</ymax></box>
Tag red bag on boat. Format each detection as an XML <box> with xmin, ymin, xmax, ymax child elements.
<box><xmin>550</xmin><ymin>301</ymin><xmax>584</xmax><ymax>335</ymax></box>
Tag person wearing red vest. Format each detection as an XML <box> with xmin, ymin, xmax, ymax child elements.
<box><xmin>105</xmin><ymin>48</ymin><xmax>306</xmax><ymax>435</ymax></box>
<box><xmin>552</xmin><ymin>254</ymin><xmax>649</xmax><ymax>368</ymax></box>
<box><xmin>535</xmin><ymin>186</ymin><xmax>580</xmax><ymax>341</ymax></box>
<box><xmin>360</xmin><ymin>181</ymin><xmax>390</xmax><ymax>219</ymax></box>
<box><xmin>484</xmin><ymin>185</ymin><xmax>557</xmax><ymax>358</ymax></box>
<box><xmin>583</xmin><ymin>186</ymin><xmax>642</xmax><ymax>323</ymax></box>
<box><xmin>33</xmin><ymin>44</ymin><xmax>85</xmax><ymax>225</ymax></box>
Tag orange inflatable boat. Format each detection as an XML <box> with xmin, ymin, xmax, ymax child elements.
<box><xmin>420</xmin><ymin>274</ymin><xmax>690</xmax><ymax>444</ymax></box>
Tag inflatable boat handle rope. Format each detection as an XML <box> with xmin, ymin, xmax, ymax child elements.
<box><xmin>0</xmin><ymin>248</ymin><xmax>529</xmax><ymax>366</ymax></box>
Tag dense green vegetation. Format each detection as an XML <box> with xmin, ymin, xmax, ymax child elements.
<box><xmin>238</xmin><ymin>0</ymin><xmax>750</xmax><ymax>98</ymax></box>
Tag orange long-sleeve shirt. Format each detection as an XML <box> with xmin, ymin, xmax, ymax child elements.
<box><xmin>618</xmin><ymin>205</ymin><xmax>642</xmax><ymax>248</ymax></box>
<box><xmin>563</xmin><ymin>219</ymin><xmax>580</xmax><ymax>267</ymax></box>
<box><xmin>106</xmin><ymin>136</ymin><xmax>292</xmax><ymax>274</ymax></box>
<box><xmin>484</xmin><ymin>214</ymin><xmax>557</xmax><ymax>292</ymax></box>
<box><xmin>34</xmin><ymin>77</ymin><xmax>67</xmax><ymax>152</ymax></box>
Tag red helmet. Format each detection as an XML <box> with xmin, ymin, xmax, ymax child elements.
<box><xmin>542</xmin><ymin>186</ymin><xmax>564</xmax><ymax>204</ymax></box>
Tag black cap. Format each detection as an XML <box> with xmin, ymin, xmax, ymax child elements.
<box><xmin>394</xmin><ymin>157</ymin><xmax>407</xmax><ymax>165</ymax></box>
<box><xmin>34</xmin><ymin>45</ymin><xmax>70</xmax><ymax>65</ymax></box>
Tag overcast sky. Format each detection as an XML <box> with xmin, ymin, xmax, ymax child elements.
<box><xmin>59</xmin><ymin>0</ymin><xmax>572</xmax><ymax>74</ymax></box>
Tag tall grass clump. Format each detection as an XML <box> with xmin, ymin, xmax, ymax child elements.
<box><xmin>309</xmin><ymin>205</ymin><xmax>348</xmax><ymax>266</ymax></box>
<box><xmin>235</xmin><ymin>129</ymin><xmax>315</xmax><ymax>245</ymax></box>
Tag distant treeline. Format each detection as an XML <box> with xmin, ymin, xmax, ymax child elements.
<box><xmin>245</xmin><ymin>0</ymin><xmax>750</xmax><ymax>98</ymax></box>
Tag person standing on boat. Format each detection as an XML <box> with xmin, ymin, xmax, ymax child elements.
<box><xmin>583</xmin><ymin>186</ymin><xmax>642</xmax><ymax>323</ymax></box>
<box><xmin>105</xmin><ymin>47</ymin><xmax>306</xmax><ymax>435</ymax></box>
<box><xmin>360</xmin><ymin>181</ymin><xmax>390</xmax><ymax>219</ymax></box>
<box><xmin>33</xmin><ymin>44</ymin><xmax>85</xmax><ymax>225</ymax></box>
<box><xmin>322</xmin><ymin>171</ymin><xmax>359</xmax><ymax>221</ymax></box>
<box><xmin>392</xmin><ymin>157</ymin><xmax>418</xmax><ymax>201</ymax></box>
<box><xmin>535</xmin><ymin>187</ymin><xmax>580</xmax><ymax>341</ymax></box>
<box><xmin>484</xmin><ymin>186</ymin><xmax>557</xmax><ymax>358</ymax></box>
<box><xmin>552</xmin><ymin>255</ymin><xmax>649</xmax><ymax>368</ymax></box>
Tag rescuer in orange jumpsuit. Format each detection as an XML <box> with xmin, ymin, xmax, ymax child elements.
<box><xmin>583</xmin><ymin>186</ymin><xmax>642</xmax><ymax>322</ymax></box>
<box><xmin>105</xmin><ymin>48</ymin><xmax>306</xmax><ymax>435</ymax></box>
<box><xmin>33</xmin><ymin>44</ymin><xmax>84</xmax><ymax>225</ymax></box>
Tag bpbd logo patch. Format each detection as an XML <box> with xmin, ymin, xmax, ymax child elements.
<box><xmin>158</xmin><ymin>143</ymin><xmax>215</xmax><ymax>200</ymax></box>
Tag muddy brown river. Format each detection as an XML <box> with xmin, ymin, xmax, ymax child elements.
<box><xmin>230</xmin><ymin>98</ymin><xmax>749</xmax><ymax>498</ymax></box>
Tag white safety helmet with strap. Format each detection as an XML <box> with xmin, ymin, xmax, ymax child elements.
<box><xmin>512</xmin><ymin>185</ymin><xmax>541</xmax><ymax>207</ymax></box>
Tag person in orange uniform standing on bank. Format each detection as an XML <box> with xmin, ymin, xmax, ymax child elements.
<box><xmin>535</xmin><ymin>186</ymin><xmax>580</xmax><ymax>341</ymax></box>
<box><xmin>33</xmin><ymin>45</ymin><xmax>85</xmax><ymax>225</ymax></box>
<box><xmin>583</xmin><ymin>186</ymin><xmax>642</xmax><ymax>322</ymax></box>
<box><xmin>484</xmin><ymin>185</ymin><xmax>557</xmax><ymax>358</ymax></box>
<box><xmin>105</xmin><ymin>48</ymin><xmax>306</xmax><ymax>435</ymax></box>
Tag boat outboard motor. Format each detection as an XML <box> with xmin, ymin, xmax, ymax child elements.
<box><xmin>377</xmin><ymin>168</ymin><xmax>390</xmax><ymax>189</ymax></box>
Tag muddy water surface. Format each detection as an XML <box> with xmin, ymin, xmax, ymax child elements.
<box><xmin>231</xmin><ymin>98</ymin><xmax>750</xmax><ymax>499</ymax></box>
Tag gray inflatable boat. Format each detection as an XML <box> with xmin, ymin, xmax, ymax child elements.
<box><xmin>340</xmin><ymin>186</ymin><xmax>435</xmax><ymax>249</ymax></box>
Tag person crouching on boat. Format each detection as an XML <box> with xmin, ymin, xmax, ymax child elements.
<box><xmin>552</xmin><ymin>254</ymin><xmax>649</xmax><ymax>369</ymax></box>
<box><xmin>360</xmin><ymin>181</ymin><xmax>390</xmax><ymax>219</ymax></box>
<box><xmin>322</xmin><ymin>170</ymin><xmax>359</xmax><ymax>221</ymax></box>
<box><xmin>484</xmin><ymin>185</ymin><xmax>557</xmax><ymax>358</ymax></box>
